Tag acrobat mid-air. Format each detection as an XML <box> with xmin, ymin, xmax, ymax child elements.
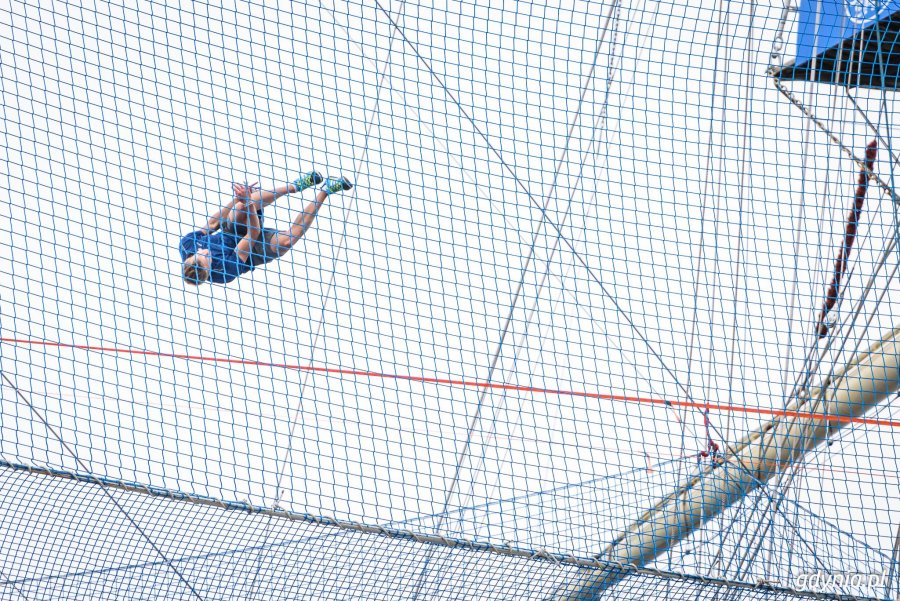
<box><xmin>179</xmin><ymin>171</ymin><xmax>352</xmax><ymax>285</ymax></box>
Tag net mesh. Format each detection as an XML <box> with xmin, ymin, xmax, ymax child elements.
<box><xmin>2</xmin><ymin>0</ymin><xmax>899</xmax><ymax>599</ymax></box>
<box><xmin>0</xmin><ymin>465</ymin><xmax>867</xmax><ymax>601</ymax></box>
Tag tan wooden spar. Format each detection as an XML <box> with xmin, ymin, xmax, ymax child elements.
<box><xmin>558</xmin><ymin>325</ymin><xmax>900</xmax><ymax>600</ymax></box>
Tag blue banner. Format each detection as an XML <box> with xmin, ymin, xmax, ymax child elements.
<box><xmin>795</xmin><ymin>0</ymin><xmax>900</xmax><ymax>65</ymax></box>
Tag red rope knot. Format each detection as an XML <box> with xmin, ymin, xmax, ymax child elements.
<box><xmin>698</xmin><ymin>408</ymin><xmax>722</xmax><ymax>465</ymax></box>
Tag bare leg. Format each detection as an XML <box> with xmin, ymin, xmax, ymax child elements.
<box><xmin>251</xmin><ymin>184</ymin><xmax>299</xmax><ymax>209</ymax></box>
<box><xmin>227</xmin><ymin>183</ymin><xmax>300</xmax><ymax>230</ymax></box>
<box><xmin>272</xmin><ymin>190</ymin><xmax>327</xmax><ymax>256</ymax></box>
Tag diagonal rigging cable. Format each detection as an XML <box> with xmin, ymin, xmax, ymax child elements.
<box><xmin>448</xmin><ymin>0</ymin><xmax>696</xmax><ymax>536</ymax></box>
<box><xmin>688</xmin><ymin>0</ymin><xmax>751</xmax><ymax>573</ymax></box>
<box><xmin>271</xmin><ymin>0</ymin><xmax>406</xmax><ymax>516</ymax></box>
<box><xmin>0</xmin><ymin>372</ymin><xmax>206</xmax><ymax>601</ymax></box>
<box><xmin>726</xmin><ymin>22</ymin><xmax>900</xmax><ymax>570</ymax></box>
<box><xmin>0</xmin><ymin>566</ymin><xmax>29</xmax><ymax>601</ymax></box>
<box><xmin>383</xmin><ymin>0</ymin><xmax>772</xmax><ymax>591</ymax></box>
<box><xmin>371</xmin><ymin>0</ymin><xmax>699</xmax><ymax>409</ymax></box>
<box><xmin>365</xmin><ymin>8</ymin><xmax>781</xmax><ymax>581</ymax></box>
<box><xmin>729</xmin><ymin>22</ymin><xmax>900</xmax><ymax>580</ymax></box>
<box><xmin>403</xmin><ymin>4</ymin><xmax>624</xmax><ymax>594</ymax></box>
<box><xmin>426</xmin><ymin>0</ymin><xmax>620</xmax><ymax>532</ymax></box>
<box><xmin>0</xmin><ymin>457</ymin><xmax>692</xmax><ymax>590</ymax></box>
<box><xmin>307</xmin><ymin>5</ymin><xmax>723</xmax><ymax>506</ymax></box>
<box><xmin>732</xmin><ymin>151</ymin><xmax>880</xmax><ymax>580</ymax></box>
<box><xmin>247</xmin><ymin>1</ymin><xmax>410</xmax><ymax>598</ymax></box>
<box><xmin>740</xmin><ymin>19</ymin><xmax>900</xmax><ymax>577</ymax></box>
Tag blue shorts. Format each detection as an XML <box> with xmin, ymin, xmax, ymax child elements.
<box><xmin>221</xmin><ymin>210</ymin><xmax>281</xmax><ymax>267</ymax></box>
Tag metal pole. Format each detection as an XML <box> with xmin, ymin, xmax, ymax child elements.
<box><xmin>559</xmin><ymin>325</ymin><xmax>900</xmax><ymax>600</ymax></box>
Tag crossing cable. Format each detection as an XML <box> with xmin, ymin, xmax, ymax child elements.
<box><xmin>271</xmin><ymin>0</ymin><xmax>405</xmax><ymax>516</ymax></box>
<box><xmin>371</xmin><ymin>0</ymin><xmax>700</xmax><ymax>410</ymax></box>
<box><xmin>0</xmin><ymin>372</ymin><xmax>206</xmax><ymax>601</ymax></box>
<box><xmin>365</xmin><ymin>8</ymin><xmax>791</xmax><ymax>560</ymax></box>
<box><xmin>730</xmin><ymin>145</ymin><xmax>880</xmax><ymax>580</ymax></box>
<box><xmin>448</xmin><ymin>1</ymin><xmax>698</xmax><ymax>536</ymax></box>
<box><xmin>710</xmin><ymin>0</ymin><xmax>786</xmax><ymax>577</ymax></box>
<box><xmin>434</xmin><ymin>0</ymin><xmax>622</xmax><ymax>534</ymax></box>
<box><xmin>372</xmin><ymin>1</ymin><xmax>836</xmax><ymax>588</ymax></box>
<box><xmin>776</xmin><ymin>180</ymin><xmax>900</xmax><ymax>461</ymax></box>
<box><xmin>736</xmin><ymin>165</ymin><xmax>900</xmax><ymax>577</ymax></box>
<box><xmin>772</xmin><ymin>35</ymin><xmax>900</xmax><ymax>439</ymax></box>
<box><xmin>451</xmin><ymin>0</ymin><xmax>626</xmax><ymax>527</ymax></box>
<box><xmin>404</xmin><ymin>5</ymin><xmax>625</xmax><ymax>597</ymax></box>
<box><xmin>732</xmin><ymin>28</ymin><xmax>884</xmax><ymax>564</ymax></box>
<box><xmin>798</xmin><ymin>198</ymin><xmax>900</xmax><ymax>420</ymax></box>
<box><xmin>684</xmin><ymin>0</ymin><xmax>731</xmax><ymax>463</ymax></box>
<box><xmin>0</xmin><ymin>566</ymin><xmax>29</xmax><ymax>601</ymax></box>
<box><xmin>678</xmin><ymin>1</ymin><xmax>739</xmax><ymax>566</ymax></box>
<box><xmin>305</xmin><ymin>5</ymin><xmax>704</xmax><ymax>491</ymax></box>
<box><xmin>721</xmin><ymin>0</ymin><xmax>757</xmax><ymax>553</ymax></box>
<box><xmin>247</xmin><ymin>2</ymin><xmax>411</xmax><ymax>598</ymax></box>
<box><xmin>734</xmin><ymin>191</ymin><xmax>900</xmax><ymax>581</ymax></box>
<box><xmin>773</xmin><ymin>78</ymin><xmax>900</xmax><ymax>204</ymax></box>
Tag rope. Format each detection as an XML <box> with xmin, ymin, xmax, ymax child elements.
<box><xmin>0</xmin><ymin>459</ymin><xmax>882</xmax><ymax>601</ymax></box>
<box><xmin>815</xmin><ymin>141</ymin><xmax>878</xmax><ymax>339</ymax></box>
<box><xmin>772</xmin><ymin>79</ymin><xmax>900</xmax><ymax>204</ymax></box>
<box><xmin>4</xmin><ymin>337</ymin><xmax>898</xmax><ymax>427</ymax></box>
<box><xmin>0</xmin><ymin>372</ymin><xmax>206</xmax><ymax>601</ymax></box>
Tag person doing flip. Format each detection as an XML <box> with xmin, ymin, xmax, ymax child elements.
<box><xmin>179</xmin><ymin>171</ymin><xmax>352</xmax><ymax>285</ymax></box>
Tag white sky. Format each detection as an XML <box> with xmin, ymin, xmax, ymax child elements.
<box><xmin>1</xmin><ymin>0</ymin><xmax>900</xmax><ymax>595</ymax></box>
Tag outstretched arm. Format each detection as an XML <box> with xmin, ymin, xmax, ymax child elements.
<box><xmin>234</xmin><ymin>201</ymin><xmax>262</xmax><ymax>263</ymax></box>
<box><xmin>202</xmin><ymin>201</ymin><xmax>234</xmax><ymax>233</ymax></box>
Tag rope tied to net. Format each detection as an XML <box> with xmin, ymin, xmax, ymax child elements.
<box><xmin>697</xmin><ymin>408</ymin><xmax>722</xmax><ymax>465</ymax></box>
<box><xmin>815</xmin><ymin>140</ymin><xmax>878</xmax><ymax>339</ymax></box>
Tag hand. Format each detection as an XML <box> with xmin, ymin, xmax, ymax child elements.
<box><xmin>232</xmin><ymin>181</ymin><xmax>259</xmax><ymax>200</ymax></box>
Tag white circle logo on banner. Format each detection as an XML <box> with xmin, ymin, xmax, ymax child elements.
<box><xmin>845</xmin><ymin>0</ymin><xmax>893</xmax><ymax>25</ymax></box>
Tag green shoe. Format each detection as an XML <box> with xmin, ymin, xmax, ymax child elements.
<box><xmin>321</xmin><ymin>176</ymin><xmax>353</xmax><ymax>195</ymax></box>
<box><xmin>292</xmin><ymin>171</ymin><xmax>324</xmax><ymax>192</ymax></box>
